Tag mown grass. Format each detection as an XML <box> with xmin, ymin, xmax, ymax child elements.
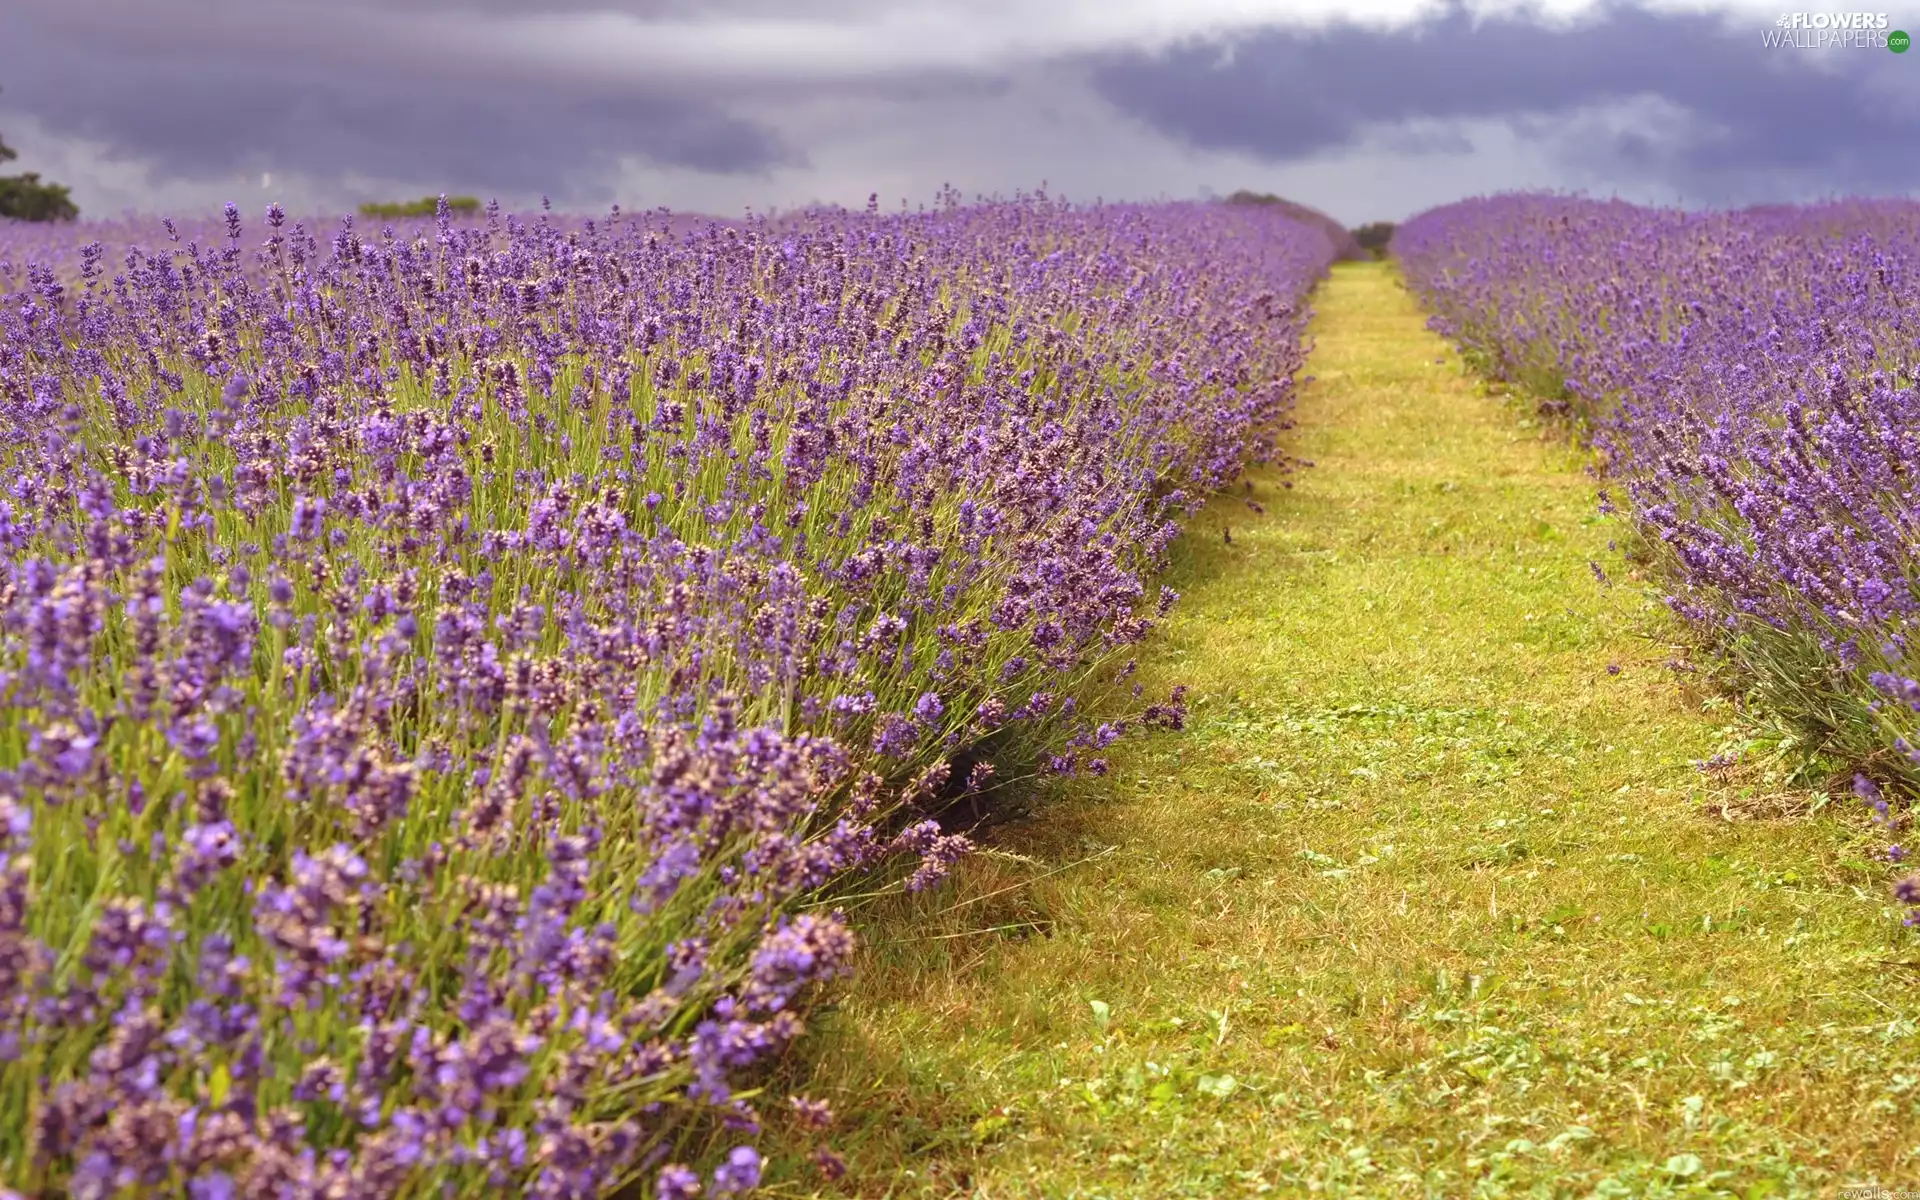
<box><xmin>765</xmin><ymin>261</ymin><xmax>1920</xmax><ymax>1199</ymax></box>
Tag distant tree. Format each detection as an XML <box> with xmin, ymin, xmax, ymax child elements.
<box><xmin>358</xmin><ymin>195</ymin><xmax>482</xmax><ymax>219</ymax></box>
<box><xmin>0</xmin><ymin>111</ymin><xmax>79</xmax><ymax>222</ymax></box>
<box><xmin>1351</xmin><ymin>221</ymin><xmax>1396</xmax><ymax>259</ymax></box>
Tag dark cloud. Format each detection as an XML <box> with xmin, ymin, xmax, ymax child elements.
<box><xmin>0</xmin><ymin>0</ymin><xmax>798</xmax><ymax>204</ymax></box>
<box><xmin>1088</xmin><ymin>4</ymin><xmax>1920</xmax><ymax>197</ymax></box>
<box><xmin>4</xmin><ymin>0</ymin><xmax>1918</xmax><ymax>222</ymax></box>
<box><xmin>1371</xmin><ymin>125</ymin><xmax>1476</xmax><ymax>156</ymax></box>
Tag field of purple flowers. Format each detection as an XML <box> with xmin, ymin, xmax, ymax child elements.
<box><xmin>0</xmin><ymin>195</ymin><xmax>1332</xmax><ymax>1197</ymax></box>
<box><xmin>1396</xmin><ymin>193</ymin><xmax>1920</xmax><ymax>922</ymax></box>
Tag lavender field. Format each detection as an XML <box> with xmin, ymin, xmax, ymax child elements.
<box><xmin>1397</xmin><ymin>195</ymin><xmax>1920</xmax><ymax>919</ymax></box>
<box><xmin>16</xmin><ymin>0</ymin><xmax>1920</xmax><ymax>1187</ymax></box>
<box><xmin>0</xmin><ymin>197</ymin><xmax>1334</xmax><ymax>1197</ymax></box>
<box><xmin>10</xmin><ymin>183</ymin><xmax>1920</xmax><ymax>1198</ymax></box>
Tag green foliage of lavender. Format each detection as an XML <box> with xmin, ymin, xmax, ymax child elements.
<box><xmin>1396</xmin><ymin>192</ymin><xmax>1920</xmax><ymax>922</ymax></box>
<box><xmin>0</xmin><ymin>193</ymin><xmax>1332</xmax><ymax>1197</ymax></box>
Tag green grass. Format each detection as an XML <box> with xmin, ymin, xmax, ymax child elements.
<box><xmin>357</xmin><ymin>194</ymin><xmax>481</xmax><ymax>218</ymax></box>
<box><xmin>768</xmin><ymin>262</ymin><xmax>1920</xmax><ymax>1198</ymax></box>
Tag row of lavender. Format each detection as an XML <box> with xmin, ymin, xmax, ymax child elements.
<box><xmin>0</xmin><ymin>196</ymin><xmax>1334</xmax><ymax>1197</ymax></box>
<box><xmin>1395</xmin><ymin>193</ymin><xmax>1920</xmax><ymax>920</ymax></box>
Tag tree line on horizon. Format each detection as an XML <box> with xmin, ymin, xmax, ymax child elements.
<box><xmin>0</xmin><ymin>120</ymin><xmax>1403</xmax><ymax>249</ymax></box>
<box><xmin>358</xmin><ymin>194</ymin><xmax>482</xmax><ymax>219</ymax></box>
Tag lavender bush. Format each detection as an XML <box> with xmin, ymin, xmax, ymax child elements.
<box><xmin>0</xmin><ymin>193</ymin><xmax>1331</xmax><ymax>1197</ymax></box>
<box><xmin>1396</xmin><ymin>192</ymin><xmax>1920</xmax><ymax>921</ymax></box>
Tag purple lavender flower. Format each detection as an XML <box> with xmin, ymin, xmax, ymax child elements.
<box><xmin>658</xmin><ymin>1165</ymin><xmax>703</xmax><ymax>1200</ymax></box>
<box><xmin>711</xmin><ymin>1146</ymin><xmax>761</xmax><ymax>1196</ymax></box>
<box><xmin>871</xmin><ymin>713</ymin><xmax>918</xmax><ymax>759</ymax></box>
<box><xmin>743</xmin><ymin>914</ymin><xmax>856</xmax><ymax>1014</ymax></box>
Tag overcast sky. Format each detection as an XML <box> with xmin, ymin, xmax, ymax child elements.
<box><xmin>2</xmin><ymin>0</ymin><xmax>1915</xmax><ymax>225</ymax></box>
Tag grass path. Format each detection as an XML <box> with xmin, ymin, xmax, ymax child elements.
<box><xmin>787</xmin><ymin>262</ymin><xmax>1920</xmax><ymax>1198</ymax></box>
